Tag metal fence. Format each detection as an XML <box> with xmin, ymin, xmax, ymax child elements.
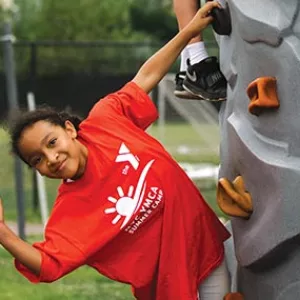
<box><xmin>0</xmin><ymin>40</ymin><xmax>218</xmax><ymax>120</ymax></box>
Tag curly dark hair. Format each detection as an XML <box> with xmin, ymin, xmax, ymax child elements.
<box><xmin>9</xmin><ymin>105</ymin><xmax>82</xmax><ymax>163</ymax></box>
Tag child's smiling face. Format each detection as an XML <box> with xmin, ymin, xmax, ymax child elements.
<box><xmin>18</xmin><ymin>120</ymin><xmax>87</xmax><ymax>180</ymax></box>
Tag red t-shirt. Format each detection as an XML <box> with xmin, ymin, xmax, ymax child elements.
<box><xmin>15</xmin><ymin>82</ymin><xmax>230</xmax><ymax>300</ymax></box>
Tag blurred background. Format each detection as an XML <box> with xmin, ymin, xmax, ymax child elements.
<box><xmin>0</xmin><ymin>0</ymin><xmax>223</xmax><ymax>299</ymax></box>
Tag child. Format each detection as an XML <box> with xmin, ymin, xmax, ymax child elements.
<box><xmin>1</xmin><ymin>2</ymin><xmax>230</xmax><ymax>299</ymax></box>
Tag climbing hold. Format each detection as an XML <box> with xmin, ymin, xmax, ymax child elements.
<box><xmin>217</xmin><ymin>176</ymin><xmax>253</xmax><ymax>218</ymax></box>
<box><xmin>209</xmin><ymin>1</ymin><xmax>232</xmax><ymax>35</ymax></box>
<box><xmin>223</xmin><ymin>292</ymin><xmax>244</xmax><ymax>300</ymax></box>
<box><xmin>247</xmin><ymin>77</ymin><xmax>280</xmax><ymax>116</ymax></box>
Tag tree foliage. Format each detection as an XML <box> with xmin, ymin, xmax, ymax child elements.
<box><xmin>14</xmin><ymin>0</ymin><xmax>143</xmax><ymax>41</ymax></box>
<box><xmin>5</xmin><ymin>0</ymin><xmax>216</xmax><ymax>75</ymax></box>
<box><xmin>10</xmin><ymin>0</ymin><xmax>157</xmax><ymax>74</ymax></box>
<box><xmin>129</xmin><ymin>3</ymin><xmax>177</xmax><ymax>42</ymax></box>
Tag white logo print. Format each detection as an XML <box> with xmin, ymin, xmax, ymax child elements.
<box><xmin>115</xmin><ymin>143</ymin><xmax>139</xmax><ymax>170</ymax></box>
<box><xmin>186</xmin><ymin>69</ymin><xmax>197</xmax><ymax>82</ymax></box>
<box><xmin>104</xmin><ymin>159</ymin><xmax>155</xmax><ymax>229</ymax></box>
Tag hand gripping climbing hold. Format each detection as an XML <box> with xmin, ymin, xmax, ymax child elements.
<box><xmin>206</xmin><ymin>0</ymin><xmax>232</xmax><ymax>35</ymax></box>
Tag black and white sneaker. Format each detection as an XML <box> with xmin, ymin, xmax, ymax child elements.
<box><xmin>183</xmin><ymin>57</ymin><xmax>227</xmax><ymax>101</ymax></box>
<box><xmin>174</xmin><ymin>71</ymin><xmax>200</xmax><ymax>100</ymax></box>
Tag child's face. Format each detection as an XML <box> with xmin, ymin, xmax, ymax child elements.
<box><xmin>18</xmin><ymin>120</ymin><xmax>87</xmax><ymax>179</ymax></box>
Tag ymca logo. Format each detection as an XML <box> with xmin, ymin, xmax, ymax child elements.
<box><xmin>115</xmin><ymin>143</ymin><xmax>139</xmax><ymax>170</ymax></box>
<box><xmin>104</xmin><ymin>159</ymin><xmax>155</xmax><ymax>229</ymax></box>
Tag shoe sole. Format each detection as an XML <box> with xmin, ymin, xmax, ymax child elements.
<box><xmin>174</xmin><ymin>90</ymin><xmax>202</xmax><ymax>100</ymax></box>
<box><xmin>183</xmin><ymin>81</ymin><xmax>226</xmax><ymax>102</ymax></box>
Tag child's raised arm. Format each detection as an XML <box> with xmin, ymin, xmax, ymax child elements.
<box><xmin>0</xmin><ymin>199</ymin><xmax>42</xmax><ymax>275</ymax></box>
<box><xmin>133</xmin><ymin>1</ymin><xmax>220</xmax><ymax>94</ymax></box>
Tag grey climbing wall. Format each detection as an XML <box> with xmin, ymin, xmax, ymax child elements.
<box><xmin>218</xmin><ymin>0</ymin><xmax>300</xmax><ymax>299</ymax></box>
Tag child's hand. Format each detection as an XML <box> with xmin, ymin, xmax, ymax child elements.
<box><xmin>187</xmin><ymin>1</ymin><xmax>221</xmax><ymax>37</ymax></box>
<box><xmin>0</xmin><ymin>198</ymin><xmax>5</xmax><ymax>225</ymax></box>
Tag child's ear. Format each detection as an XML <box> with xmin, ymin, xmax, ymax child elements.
<box><xmin>64</xmin><ymin>120</ymin><xmax>77</xmax><ymax>139</ymax></box>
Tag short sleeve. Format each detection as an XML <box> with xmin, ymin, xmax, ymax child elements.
<box><xmin>14</xmin><ymin>191</ymin><xmax>122</xmax><ymax>283</ymax></box>
<box><xmin>15</xmin><ymin>237</ymin><xmax>85</xmax><ymax>283</ymax></box>
<box><xmin>83</xmin><ymin>81</ymin><xmax>158</xmax><ymax>130</ymax></box>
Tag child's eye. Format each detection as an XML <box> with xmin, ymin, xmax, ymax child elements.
<box><xmin>48</xmin><ymin>138</ymin><xmax>57</xmax><ymax>147</ymax></box>
<box><xmin>32</xmin><ymin>157</ymin><xmax>42</xmax><ymax>166</ymax></box>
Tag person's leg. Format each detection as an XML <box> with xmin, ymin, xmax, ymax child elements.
<box><xmin>198</xmin><ymin>258</ymin><xmax>230</xmax><ymax>300</ymax></box>
<box><xmin>173</xmin><ymin>0</ymin><xmax>206</xmax><ymax>99</ymax></box>
<box><xmin>174</xmin><ymin>0</ymin><xmax>209</xmax><ymax>67</ymax></box>
<box><xmin>173</xmin><ymin>0</ymin><xmax>202</xmax><ymax>43</ymax></box>
<box><xmin>173</xmin><ymin>0</ymin><xmax>227</xmax><ymax>101</ymax></box>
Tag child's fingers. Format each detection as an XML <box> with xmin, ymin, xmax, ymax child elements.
<box><xmin>201</xmin><ymin>15</ymin><xmax>214</xmax><ymax>27</ymax></box>
<box><xmin>200</xmin><ymin>1</ymin><xmax>221</xmax><ymax>17</ymax></box>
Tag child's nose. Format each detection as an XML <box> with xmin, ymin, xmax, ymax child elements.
<box><xmin>46</xmin><ymin>152</ymin><xmax>59</xmax><ymax>166</ymax></box>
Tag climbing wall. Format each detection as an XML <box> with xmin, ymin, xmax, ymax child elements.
<box><xmin>217</xmin><ymin>0</ymin><xmax>300</xmax><ymax>299</ymax></box>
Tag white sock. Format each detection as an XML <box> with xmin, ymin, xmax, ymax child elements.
<box><xmin>186</xmin><ymin>41</ymin><xmax>209</xmax><ymax>65</ymax></box>
<box><xmin>180</xmin><ymin>47</ymin><xmax>190</xmax><ymax>72</ymax></box>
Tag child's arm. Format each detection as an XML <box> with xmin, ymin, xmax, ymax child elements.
<box><xmin>0</xmin><ymin>199</ymin><xmax>42</xmax><ymax>275</ymax></box>
<box><xmin>133</xmin><ymin>1</ymin><xmax>220</xmax><ymax>94</ymax></box>
<box><xmin>0</xmin><ymin>224</ymin><xmax>42</xmax><ymax>274</ymax></box>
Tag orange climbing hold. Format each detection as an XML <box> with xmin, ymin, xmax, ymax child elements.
<box><xmin>224</xmin><ymin>292</ymin><xmax>244</xmax><ymax>300</ymax></box>
<box><xmin>247</xmin><ymin>76</ymin><xmax>280</xmax><ymax>116</ymax></box>
<box><xmin>217</xmin><ymin>176</ymin><xmax>253</xmax><ymax>218</ymax></box>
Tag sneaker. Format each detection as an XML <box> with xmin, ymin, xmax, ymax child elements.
<box><xmin>174</xmin><ymin>71</ymin><xmax>200</xmax><ymax>100</ymax></box>
<box><xmin>183</xmin><ymin>57</ymin><xmax>227</xmax><ymax>101</ymax></box>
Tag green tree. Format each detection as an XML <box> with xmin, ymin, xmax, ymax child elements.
<box><xmin>129</xmin><ymin>0</ymin><xmax>216</xmax><ymax>42</ymax></box>
<box><xmin>129</xmin><ymin>0</ymin><xmax>177</xmax><ymax>42</ymax></box>
<box><xmin>11</xmin><ymin>0</ymin><xmax>156</xmax><ymax>74</ymax></box>
<box><xmin>14</xmin><ymin>0</ymin><xmax>140</xmax><ymax>41</ymax></box>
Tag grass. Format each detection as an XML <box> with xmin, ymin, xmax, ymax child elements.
<box><xmin>0</xmin><ymin>245</ymin><xmax>134</xmax><ymax>300</ymax></box>
<box><xmin>148</xmin><ymin>122</ymin><xmax>220</xmax><ymax>164</ymax></box>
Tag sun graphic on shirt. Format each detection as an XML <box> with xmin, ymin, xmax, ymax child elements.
<box><xmin>104</xmin><ymin>185</ymin><xmax>145</xmax><ymax>228</ymax></box>
<box><xmin>104</xmin><ymin>159</ymin><xmax>155</xmax><ymax>229</ymax></box>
